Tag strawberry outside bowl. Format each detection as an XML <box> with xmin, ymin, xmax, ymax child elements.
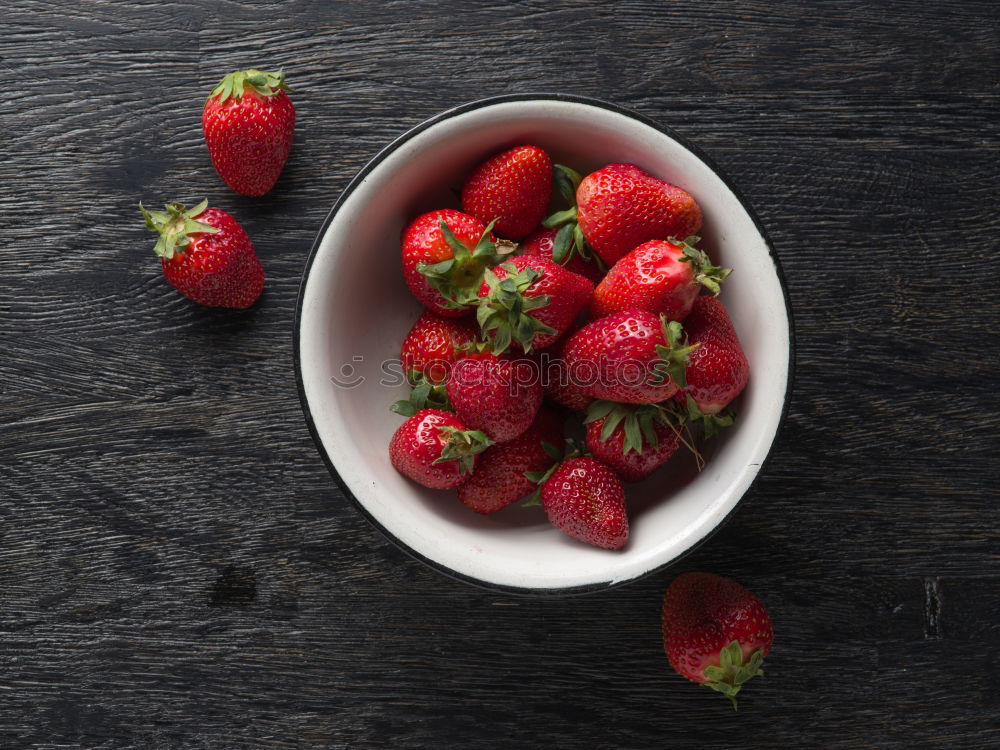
<box><xmin>294</xmin><ymin>94</ymin><xmax>793</xmax><ymax>594</ymax></box>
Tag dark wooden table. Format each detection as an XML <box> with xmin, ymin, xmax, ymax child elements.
<box><xmin>4</xmin><ymin>1</ymin><xmax>998</xmax><ymax>747</ymax></box>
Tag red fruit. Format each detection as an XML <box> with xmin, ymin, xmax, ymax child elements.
<box><xmin>561</xmin><ymin>310</ymin><xmax>698</xmax><ymax>405</ymax></box>
<box><xmin>676</xmin><ymin>297</ymin><xmax>749</xmax><ymax>419</ymax></box>
<box><xmin>576</xmin><ymin>164</ymin><xmax>702</xmax><ymax>266</ymax></box>
<box><xmin>202</xmin><ymin>69</ymin><xmax>295</xmax><ymax>197</ymax></box>
<box><xmin>543</xmin><ymin>361</ymin><xmax>593</xmax><ymax>412</ymax></box>
<box><xmin>477</xmin><ymin>256</ymin><xmax>593</xmax><ymax>353</ymax></box>
<box><xmin>401</xmin><ymin>209</ymin><xmax>500</xmax><ymax>318</ymax></box>
<box><xmin>584</xmin><ymin>402</ymin><xmax>681</xmax><ymax>482</ymax></box>
<box><xmin>542</xmin><ymin>331</ymin><xmax>593</xmax><ymax>412</ymax></box>
<box><xmin>661</xmin><ymin>572</ymin><xmax>773</xmax><ymax>709</ymax></box>
<box><xmin>140</xmin><ymin>200</ymin><xmax>264</xmax><ymax>309</ymax></box>
<box><xmin>520</xmin><ymin>227</ymin><xmax>604</xmax><ymax>283</ymax></box>
<box><xmin>544</xmin><ymin>361</ymin><xmax>593</xmax><ymax>411</ymax></box>
<box><xmin>461</xmin><ymin>145</ymin><xmax>552</xmax><ymax>240</ymax></box>
<box><xmin>590</xmin><ymin>237</ymin><xmax>730</xmax><ymax>321</ymax></box>
<box><xmin>400</xmin><ymin>311</ymin><xmax>479</xmax><ymax>385</ymax></box>
<box><xmin>388</xmin><ymin>409</ymin><xmax>492</xmax><ymax>490</ymax></box>
<box><xmin>445</xmin><ymin>353</ymin><xmax>543</xmax><ymax>443</ymax></box>
<box><xmin>458</xmin><ymin>408</ymin><xmax>564</xmax><ymax>514</ymax></box>
<box><xmin>540</xmin><ymin>457</ymin><xmax>628</xmax><ymax>550</ymax></box>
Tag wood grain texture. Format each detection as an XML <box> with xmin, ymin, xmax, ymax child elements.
<box><xmin>2</xmin><ymin>0</ymin><xmax>998</xmax><ymax>747</ymax></box>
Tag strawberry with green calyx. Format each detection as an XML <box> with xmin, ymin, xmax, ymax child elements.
<box><xmin>140</xmin><ymin>199</ymin><xmax>264</xmax><ymax>309</ymax></box>
<box><xmin>458</xmin><ymin>408</ymin><xmax>564</xmax><ymax>514</ymax></box>
<box><xmin>540</xmin><ymin>164</ymin><xmax>606</xmax><ymax>275</ymax></box>
<box><xmin>445</xmin><ymin>352</ymin><xmax>543</xmax><ymax>443</ymax></box>
<box><xmin>661</xmin><ymin>572</ymin><xmax>773</xmax><ymax>710</ymax></box>
<box><xmin>203</xmin><ymin>68</ymin><xmax>295</xmax><ymax>197</ymax></box>
<box><xmin>400</xmin><ymin>310</ymin><xmax>480</xmax><ymax>386</ymax></box>
<box><xmin>590</xmin><ymin>236</ymin><xmax>731</xmax><ymax>322</ymax></box>
<box><xmin>461</xmin><ymin>144</ymin><xmax>553</xmax><ymax>240</ymax></box>
<box><xmin>389</xmin><ymin>408</ymin><xmax>493</xmax><ymax>489</ymax></box>
<box><xmin>477</xmin><ymin>255</ymin><xmax>593</xmax><ymax>354</ymax></box>
<box><xmin>561</xmin><ymin>310</ymin><xmax>699</xmax><ymax>405</ymax></box>
<box><xmin>575</xmin><ymin>163</ymin><xmax>702</xmax><ymax>267</ymax></box>
<box><xmin>403</xmin><ymin>210</ymin><xmax>508</xmax><ymax>318</ymax></box>
<box><xmin>583</xmin><ymin>400</ymin><xmax>682</xmax><ymax>482</ymax></box>
<box><xmin>673</xmin><ymin>296</ymin><xmax>749</xmax><ymax>418</ymax></box>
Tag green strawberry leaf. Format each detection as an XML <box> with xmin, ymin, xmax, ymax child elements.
<box><xmin>585</xmin><ymin>401</ymin><xmax>676</xmax><ymax>455</ymax></box>
<box><xmin>415</xmin><ymin>220</ymin><xmax>504</xmax><ymax>311</ymax></box>
<box><xmin>553</xmin><ymin>164</ymin><xmax>582</xmax><ymax>205</ymax></box>
<box><xmin>683</xmin><ymin>395</ymin><xmax>737</xmax><ymax>439</ymax></box>
<box><xmin>700</xmin><ymin>641</ymin><xmax>766</xmax><ymax>711</ymax></box>
<box><xmin>522</xmin><ymin>490</ymin><xmax>543</xmax><ymax>507</ymax></box>
<box><xmin>552</xmin><ymin>224</ymin><xmax>574</xmax><ymax>264</ymax></box>
<box><xmin>389</xmin><ymin>376</ymin><xmax>451</xmax><ymax>416</ymax></box>
<box><xmin>541</xmin><ymin>441</ymin><xmax>564</xmax><ymax>460</ymax></box>
<box><xmin>476</xmin><ymin>262</ymin><xmax>555</xmax><ymax>354</ymax></box>
<box><xmin>542</xmin><ymin>206</ymin><xmax>578</xmax><ymax>229</ymax></box>
<box><xmin>140</xmin><ymin>200</ymin><xmax>219</xmax><ymax>260</ymax></box>
<box><xmin>652</xmin><ymin>317</ymin><xmax>699</xmax><ymax>389</ymax></box>
<box><xmin>210</xmin><ymin>69</ymin><xmax>288</xmax><ymax>103</ymax></box>
<box><xmin>439</xmin><ymin>220</ymin><xmax>473</xmax><ymax>262</ymax></box>
<box><xmin>435</xmin><ymin>427</ymin><xmax>493</xmax><ymax>474</ymax></box>
<box><xmin>672</xmin><ymin>235</ymin><xmax>732</xmax><ymax>295</ymax></box>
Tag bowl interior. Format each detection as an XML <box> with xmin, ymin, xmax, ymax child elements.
<box><xmin>298</xmin><ymin>98</ymin><xmax>790</xmax><ymax>592</ymax></box>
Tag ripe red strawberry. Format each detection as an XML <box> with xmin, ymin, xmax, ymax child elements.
<box><xmin>400</xmin><ymin>311</ymin><xmax>479</xmax><ymax>385</ymax></box>
<box><xmin>561</xmin><ymin>310</ymin><xmax>698</xmax><ymax>404</ymax></box>
<box><xmin>661</xmin><ymin>572</ymin><xmax>773</xmax><ymax>709</ymax></box>
<box><xmin>675</xmin><ymin>297</ymin><xmax>749</xmax><ymax>431</ymax></box>
<box><xmin>590</xmin><ymin>236</ymin><xmax>730</xmax><ymax>321</ymax></box>
<box><xmin>461</xmin><ymin>145</ymin><xmax>552</xmax><ymax>240</ymax></box>
<box><xmin>542</xmin><ymin>336</ymin><xmax>593</xmax><ymax>412</ymax></box>
<box><xmin>584</xmin><ymin>401</ymin><xmax>681</xmax><ymax>482</ymax></box>
<box><xmin>477</xmin><ymin>256</ymin><xmax>593</xmax><ymax>353</ymax></box>
<box><xmin>402</xmin><ymin>209</ymin><xmax>503</xmax><ymax>318</ymax></box>
<box><xmin>520</xmin><ymin>227</ymin><xmax>604</xmax><ymax>283</ymax></box>
<box><xmin>540</xmin><ymin>457</ymin><xmax>628</xmax><ymax>549</ymax></box>
<box><xmin>202</xmin><ymin>69</ymin><xmax>295</xmax><ymax>197</ymax></box>
<box><xmin>445</xmin><ymin>353</ymin><xmax>543</xmax><ymax>443</ymax></box>
<box><xmin>389</xmin><ymin>409</ymin><xmax>492</xmax><ymax>489</ymax></box>
<box><xmin>140</xmin><ymin>199</ymin><xmax>264</xmax><ymax>309</ymax></box>
<box><xmin>576</xmin><ymin>163</ymin><xmax>702</xmax><ymax>267</ymax></box>
<box><xmin>458</xmin><ymin>408</ymin><xmax>564</xmax><ymax>514</ymax></box>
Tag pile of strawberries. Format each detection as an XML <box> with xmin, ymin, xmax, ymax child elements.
<box><xmin>389</xmin><ymin>145</ymin><xmax>750</xmax><ymax>550</ymax></box>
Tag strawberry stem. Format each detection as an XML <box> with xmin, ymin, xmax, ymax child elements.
<box><xmin>585</xmin><ymin>400</ymin><xmax>678</xmax><ymax>455</ymax></box>
<box><xmin>673</xmin><ymin>235</ymin><xmax>732</xmax><ymax>295</ymax></box>
<box><xmin>652</xmin><ymin>316</ymin><xmax>700</xmax><ymax>389</ymax></box>
<box><xmin>209</xmin><ymin>68</ymin><xmax>289</xmax><ymax>103</ymax></box>
<box><xmin>654</xmin><ymin>400</ymin><xmax>706</xmax><ymax>472</ymax></box>
<box><xmin>476</xmin><ymin>262</ymin><xmax>556</xmax><ymax>353</ymax></box>
<box><xmin>435</xmin><ymin>426</ymin><xmax>493</xmax><ymax>474</ymax></box>
<box><xmin>701</xmin><ymin>641</ymin><xmax>765</xmax><ymax>711</ymax></box>
<box><xmin>417</xmin><ymin>220</ymin><xmax>501</xmax><ymax>311</ymax></box>
<box><xmin>390</xmin><ymin>373</ymin><xmax>451</xmax><ymax>417</ymax></box>
<box><xmin>140</xmin><ymin>200</ymin><xmax>219</xmax><ymax>260</ymax></box>
<box><xmin>682</xmin><ymin>394</ymin><xmax>737</xmax><ymax>438</ymax></box>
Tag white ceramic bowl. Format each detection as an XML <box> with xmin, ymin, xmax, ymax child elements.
<box><xmin>295</xmin><ymin>94</ymin><xmax>792</xmax><ymax>594</ymax></box>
